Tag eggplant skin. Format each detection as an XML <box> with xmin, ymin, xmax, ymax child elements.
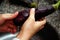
<box><xmin>13</xmin><ymin>9</ymin><xmax>29</xmax><ymax>26</ymax></box>
<box><xmin>35</xmin><ymin>5</ymin><xmax>55</xmax><ymax>21</ymax></box>
<box><xmin>13</xmin><ymin>5</ymin><xmax>55</xmax><ymax>26</ymax></box>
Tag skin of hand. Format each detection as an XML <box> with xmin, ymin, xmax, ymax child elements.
<box><xmin>17</xmin><ymin>8</ymin><xmax>46</xmax><ymax>40</ymax></box>
<box><xmin>0</xmin><ymin>12</ymin><xmax>18</xmax><ymax>33</ymax></box>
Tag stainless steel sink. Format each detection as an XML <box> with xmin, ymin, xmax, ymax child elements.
<box><xmin>0</xmin><ymin>32</ymin><xmax>18</xmax><ymax>40</ymax></box>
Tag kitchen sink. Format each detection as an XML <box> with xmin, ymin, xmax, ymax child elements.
<box><xmin>0</xmin><ymin>32</ymin><xmax>18</xmax><ymax>40</ymax></box>
<box><xmin>0</xmin><ymin>23</ymin><xmax>59</xmax><ymax>40</ymax></box>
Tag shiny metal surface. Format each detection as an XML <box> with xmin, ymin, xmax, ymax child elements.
<box><xmin>0</xmin><ymin>32</ymin><xmax>18</xmax><ymax>40</ymax></box>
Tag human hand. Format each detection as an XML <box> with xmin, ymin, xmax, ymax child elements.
<box><xmin>0</xmin><ymin>12</ymin><xmax>18</xmax><ymax>33</ymax></box>
<box><xmin>17</xmin><ymin>8</ymin><xmax>46</xmax><ymax>40</ymax></box>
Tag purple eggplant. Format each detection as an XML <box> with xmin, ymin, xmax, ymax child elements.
<box><xmin>13</xmin><ymin>1</ymin><xmax>60</xmax><ymax>26</ymax></box>
<box><xmin>13</xmin><ymin>5</ymin><xmax>55</xmax><ymax>26</ymax></box>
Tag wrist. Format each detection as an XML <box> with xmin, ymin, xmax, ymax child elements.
<box><xmin>17</xmin><ymin>34</ymin><xmax>30</xmax><ymax>40</ymax></box>
<box><xmin>16</xmin><ymin>31</ymin><xmax>31</xmax><ymax>40</ymax></box>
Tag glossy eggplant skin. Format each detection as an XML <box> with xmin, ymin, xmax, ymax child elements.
<box><xmin>35</xmin><ymin>5</ymin><xmax>56</xmax><ymax>20</ymax></box>
<box><xmin>13</xmin><ymin>9</ymin><xmax>30</xmax><ymax>26</ymax></box>
<box><xmin>13</xmin><ymin>5</ymin><xmax>55</xmax><ymax>26</ymax></box>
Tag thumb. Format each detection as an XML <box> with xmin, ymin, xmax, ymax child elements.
<box><xmin>24</xmin><ymin>8</ymin><xmax>35</xmax><ymax>26</ymax></box>
<box><xmin>35</xmin><ymin>18</ymin><xmax>46</xmax><ymax>28</ymax></box>
<box><xmin>2</xmin><ymin>12</ymin><xmax>18</xmax><ymax>20</ymax></box>
<box><xmin>22</xmin><ymin>8</ymin><xmax>35</xmax><ymax>27</ymax></box>
<box><xmin>28</xmin><ymin>8</ymin><xmax>35</xmax><ymax>21</ymax></box>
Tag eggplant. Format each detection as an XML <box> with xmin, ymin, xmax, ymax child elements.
<box><xmin>13</xmin><ymin>5</ymin><xmax>55</xmax><ymax>26</ymax></box>
<box><xmin>13</xmin><ymin>1</ymin><xmax>60</xmax><ymax>26</ymax></box>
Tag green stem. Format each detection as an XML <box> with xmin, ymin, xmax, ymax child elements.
<box><xmin>52</xmin><ymin>1</ymin><xmax>60</xmax><ymax>10</ymax></box>
<box><xmin>30</xmin><ymin>2</ymin><xmax>37</xmax><ymax>8</ymax></box>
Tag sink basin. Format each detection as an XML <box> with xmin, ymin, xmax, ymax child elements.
<box><xmin>0</xmin><ymin>32</ymin><xmax>18</xmax><ymax>40</ymax></box>
<box><xmin>0</xmin><ymin>23</ymin><xmax>59</xmax><ymax>40</ymax></box>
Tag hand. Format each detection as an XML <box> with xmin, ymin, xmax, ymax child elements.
<box><xmin>17</xmin><ymin>8</ymin><xmax>46</xmax><ymax>40</ymax></box>
<box><xmin>0</xmin><ymin>12</ymin><xmax>18</xmax><ymax>33</ymax></box>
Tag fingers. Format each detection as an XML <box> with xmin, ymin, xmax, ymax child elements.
<box><xmin>2</xmin><ymin>11</ymin><xmax>18</xmax><ymax>20</ymax></box>
<box><xmin>28</xmin><ymin>8</ymin><xmax>35</xmax><ymax>20</ymax></box>
<box><xmin>0</xmin><ymin>20</ymin><xmax>17</xmax><ymax>33</ymax></box>
<box><xmin>22</xmin><ymin>8</ymin><xmax>35</xmax><ymax>27</ymax></box>
<box><xmin>0</xmin><ymin>26</ymin><xmax>8</xmax><ymax>32</ymax></box>
<box><xmin>35</xmin><ymin>18</ymin><xmax>46</xmax><ymax>29</ymax></box>
<box><xmin>0</xmin><ymin>26</ymin><xmax>16</xmax><ymax>33</ymax></box>
<box><xmin>25</xmin><ymin>8</ymin><xmax>35</xmax><ymax>22</ymax></box>
<box><xmin>0</xmin><ymin>12</ymin><xmax>18</xmax><ymax>25</ymax></box>
<box><xmin>6</xmin><ymin>20</ymin><xmax>17</xmax><ymax>33</ymax></box>
<box><xmin>0</xmin><ymin>20</ymin><xmax>5</xmax><ymax>25</ymax></box>
<box><xmin>7</xmin><ymin>24</ymin><xmax>17</xmax><ymax>33</ymax></box>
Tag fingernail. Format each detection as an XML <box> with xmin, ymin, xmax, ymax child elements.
<box><xmin>15</xmin><ymin>11</ymin><xmax>18</xmax><ymax>14</ymax></box>
<box><xmin>31</xmin><ymin>8</ymin><xmax>35</xmax><ymax>11</ymax></box>
<box><xmin>30</xmin><ymin>8</ymin><xmax>35</xmax><ymax>15</ymax></box>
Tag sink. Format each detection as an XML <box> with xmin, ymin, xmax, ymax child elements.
<box><xmin>0</xmin><ymin>23</ymin><xmax>59</xmax><ymax>40</ymax></box>
<box><xmin>0</xmin><ymin>32</ymin><xmax>18</xmax><ymax>40</ymax></box>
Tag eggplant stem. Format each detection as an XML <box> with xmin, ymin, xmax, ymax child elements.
<box><xmin>52</xmin><ymin>1</ymin><xmax>60</xmax><ymax>10</ymax></box>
